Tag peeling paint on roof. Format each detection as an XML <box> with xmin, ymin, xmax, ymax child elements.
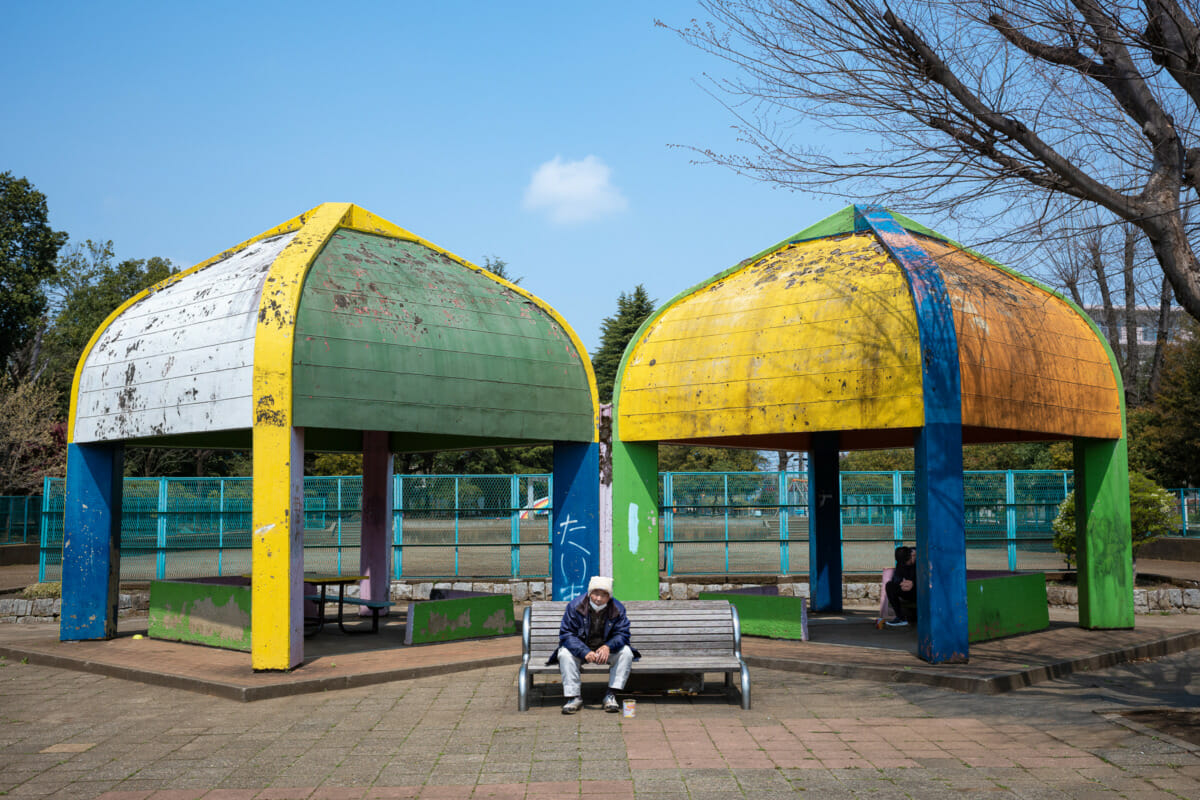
<box><xmin>72</xmin><ymin>233</ymin><xmax>297</xmax><ymax>443</ymax></box>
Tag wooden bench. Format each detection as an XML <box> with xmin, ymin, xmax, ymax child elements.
<box><xmin>517</xmin><ymin>599</ymin><xmax>751</xmax><ymax>711</ymax></box>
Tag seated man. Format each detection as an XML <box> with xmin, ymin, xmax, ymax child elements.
<box><xmin>548</xmin><ymin>576</ymin><xmax>639</xmax><ymax>714</ymax></box>
<box><xmin>885</xmin><ymin>545</ymin><xmax>917</xmax><ymax>627</ymax></box>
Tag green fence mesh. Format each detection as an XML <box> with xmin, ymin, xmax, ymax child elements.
<box><xmin>0</xmin><ymin>496</ymin><xmax>41</xmax><ymax>544</ymax></box>
<box><xmin>33</xmin><ymin>470</ymin><xmax>1195</xmax><ymax>582</ymax></box>
<box><xmin>661</xmin><ymin>470</ymin><xmax>1077</xmax><ymax>576</ymax></box>
<box><xmin>39</xmin><ymin>474</ymin><xmax>552</xmax><ymax>582</ymax></box>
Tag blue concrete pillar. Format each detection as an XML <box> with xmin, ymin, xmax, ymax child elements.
<box><xmin>857</xmin><ymin>205</ymin><xmax>969</xmax><ymax>664</ymax></box>
<box><xmin>359</xmin><ymin>430</ymin><xmax>393</xmax><ymax>613</ymax></box>
<box><xmin>807</xmin><ymin>431</ymin><xmax>842</xmax><ymax>612</ymax></box>
<box><xmin>914</xmin><ymin>423</ymin><xmax>968</xmax><ymax>663</ymax></box>
<box><xmin>551</xmin><ymin>442</ymin><xmax>600</xmax><ymax>601</ymax></box>
<box><xmin>61</xmin><ymin>443</ymin><xmax>124</xmax><ymax>641</ymax></box>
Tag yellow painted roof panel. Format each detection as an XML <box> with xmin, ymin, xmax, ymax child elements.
<box><xmin>620</xmin><ymin>233</ymin><xmax>925</xmax><ymax>441</ymax></box>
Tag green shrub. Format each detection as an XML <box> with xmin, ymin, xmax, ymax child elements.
<box><xmin>19</xmin><ymin>582</ymin><xmax>61</xmax><ymax>599</ymax></box>
<box><xmin>1052</xmin><ymin>472</ymin><xmax>1181</xmax><ymax>569</ymax></box>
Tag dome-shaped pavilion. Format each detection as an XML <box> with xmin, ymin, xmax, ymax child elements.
<box><xmin>62</xmin><ymin>203</ymin><xmax>600</xmax><ymax>670</ymax></box>
<box><xmin>611</xmin><ymin>205</ymin><xmax>1132</xmax><ymax>663</ymax></box>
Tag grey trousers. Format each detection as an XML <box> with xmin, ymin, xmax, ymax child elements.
<box><xmin>557</xmin><ymin>645</ymin><xmax>634</xmax><ymax>697</ymax></box>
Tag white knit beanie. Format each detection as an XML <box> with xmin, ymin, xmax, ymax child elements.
<box><xmin>587</xmin><ymin>576</ymin><xmax>614</xmax><ymax>595</ymax></box>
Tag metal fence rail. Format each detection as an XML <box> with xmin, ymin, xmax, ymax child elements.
<box><xmin>31</xmin><ymin>470</ymin><xmax>1198</xmax><ymax>582</ymax></box>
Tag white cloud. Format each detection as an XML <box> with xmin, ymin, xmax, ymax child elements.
<box><xmin>522</xmin><ymin>155</ymin><xmax>628</xmax><ymax>224</ymax></box>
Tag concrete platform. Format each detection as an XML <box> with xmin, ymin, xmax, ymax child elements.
<box><xmin>1</xmin><ymin>605</ymin><xmax>1197</xmax><ymax>702</ymax></box>
<box><xmin>748</xmin><ymin>607</ymin><xmax>1200</xmax><ymax>694</ymax></box>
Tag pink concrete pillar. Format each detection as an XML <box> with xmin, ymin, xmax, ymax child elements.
<box><xmin>359</xmin><ymin>430</ymin><xmax>393</xmax><ymax>613</ymax></box>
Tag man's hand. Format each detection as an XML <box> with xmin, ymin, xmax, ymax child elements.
<box><xmin>900</xmin><ymin>579</ymin><xmax>913</xmax><ymax>591</ymax></box>
<box><xmin>586</xmin><ymin>645</ymin><xmax>611</xmax><ymax>664</ymax></box>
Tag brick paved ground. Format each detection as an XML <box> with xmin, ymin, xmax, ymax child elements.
<box><xmin>2</xmin><ymin>645</ymin><xmax>1199</xmax><ymax>799</ymax></box>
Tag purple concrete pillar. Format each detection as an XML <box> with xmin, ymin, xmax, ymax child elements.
<box><xmin>359</xmin><ymin>430</ymin><xmax>393</xmax><ymax>613</ymax></box>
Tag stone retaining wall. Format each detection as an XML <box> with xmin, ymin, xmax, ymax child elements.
<box><xmin>5</xmin><ymin>579</ymin><xmax>1197</xmax><ymax>623</ymax></box>
<box><xmin>0</xmin><ymin>592</ymin><xmax>149</xmax><ymax>624</ymax></box>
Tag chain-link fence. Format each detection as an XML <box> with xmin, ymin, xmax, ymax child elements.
<box><xmin>39</xmin><ymin>474</ymin><xmax>552</xmax><ymax>582</ymax></box>
<box><xmin>0</xmin><ymin>496</ymin><xmax>41</xmax><ymax>544</ymax></box>
<box><xmin>661</xmin><ymin>470</ymin><xmax>1075</xmax><ymax>576</ymax></box>
<box><xmin>32</xmin><ymin>470</ymin><xmax>1197</xmax><ymax>582</ymax></box>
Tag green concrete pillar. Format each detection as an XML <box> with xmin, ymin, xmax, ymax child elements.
<box><xmin>610</xmin><ymin>439</ymin><xmax>659</xmax><ymax>600</ymax></box>
<box><xmin>1073</xmin><ymin>437</ymin><xmax>1134</xmax><ymax>629</ymax></box>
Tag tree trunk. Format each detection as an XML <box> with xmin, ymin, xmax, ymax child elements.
<box><xmin>1141</xmin><ymin>204</ymin><xmax>1200</xmax><ymax>323</ymax></box>
<box><xmin>1147</xmin><ymin>274</ymin><xmax>1174</xmax><ymax>399</ymax></box>
<box><xmin>1121</xmin><ymin>227</ymin><xmax>1141</xmax><ymax>402</ymax></box>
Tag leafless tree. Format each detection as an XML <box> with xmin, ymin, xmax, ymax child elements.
<box><xmin>665</xmin><ymin>1</ymin><xmax>1200</xmax><ymax>320</ymax></box>
<box><xmin>0</xmin><ymin>376</ymin><xmax>64</xmax><ymax>495</ymax></box>
<box><xmin>1046</xmin><ymin>215</ymin><xmax>1175</xmax><ymax>403</ymax></box>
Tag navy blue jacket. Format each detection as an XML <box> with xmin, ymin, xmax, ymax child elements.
<box><xmin>546</xmin><ymin>594</ymin><xmax>640</xmax><ymax>664</ymax></box>
<box><xmin>888</xmin><ymin>561</ymin><xmax>917</xmax><ymax>599</ymax></box>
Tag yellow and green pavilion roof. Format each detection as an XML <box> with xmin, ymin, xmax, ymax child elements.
<box><xmin>69</xmin><ymin>203</ymin><xmax>598</xmax><ymax>451</ymax></box>
<box><xmin>615</xmin><ymin>205</ymin><xmax>1122</xmax><ymax>450</ymax></box>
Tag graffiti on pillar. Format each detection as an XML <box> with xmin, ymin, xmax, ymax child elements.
<box><xmin>554</xmin><ymin>513</ymin><xmax>592</xmax><ymax>600</ymax></box>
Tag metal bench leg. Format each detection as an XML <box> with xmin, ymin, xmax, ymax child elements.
<box><xmin>518</xmin><ymin>662</ymin><xmax>530</xmax><ymax>712</ymax></box>
<box><xmin>740</xmin><ymin>662</ymin><xmax>752</xmax><ymax>710</ymax></box>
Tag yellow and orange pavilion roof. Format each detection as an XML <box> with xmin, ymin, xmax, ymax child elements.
<box><xmin>615</xmin><ymin>206</ymin><xmax>1122</xmax><ymax>450</ymax></box>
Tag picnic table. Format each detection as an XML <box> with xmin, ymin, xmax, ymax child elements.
<box><xmin>304</xmin><ymin>573</ymin><xmax>391</xmax><ymax>635</ymax></box>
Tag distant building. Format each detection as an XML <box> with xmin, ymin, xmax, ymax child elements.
<box><xmin>1084</xmin><ymin>305</ymin><xmax>1192</xmax><ymax>364</ymax></box>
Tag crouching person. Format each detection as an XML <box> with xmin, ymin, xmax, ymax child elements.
<box><xmin>550</xmin><ymin>576</ymin><xmax>639</xmax><ymax>714</ymax></box>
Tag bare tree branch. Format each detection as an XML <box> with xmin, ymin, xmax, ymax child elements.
<box><xmin>668</xmin><ymin>0</ymin><xmax>1200</xmax><ymax>320</ymax></box>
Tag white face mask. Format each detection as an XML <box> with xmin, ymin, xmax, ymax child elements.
<box><xmin>589</xmin><ymin>600</ymin><xmax>606</xmax><ymax>612</ymax></box>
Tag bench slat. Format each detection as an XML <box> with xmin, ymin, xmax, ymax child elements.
<box><xmin>532</xmin><ymin>633</ymin><xmax>734</xmax><ymax>642</ymax></box>
<box><xmin>530</xmin><ymin>641</ymin><xmax>734</xmax><ymax>651</ymax></box>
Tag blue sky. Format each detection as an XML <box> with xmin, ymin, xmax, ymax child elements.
<box><xmin>3</xmin><ymin>2</ymin><xmax>846</xmax><ymax>352</ymax></box>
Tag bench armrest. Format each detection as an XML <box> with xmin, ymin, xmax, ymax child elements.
<box><xmin>521</xmin><ymin>605</ymin><xmax>532</xmax><ymax>662</ymax></box>
<box><xmin>730</xmin><ymin>604</ymin><xmax>743</xmax><ymax>661</ymax></box>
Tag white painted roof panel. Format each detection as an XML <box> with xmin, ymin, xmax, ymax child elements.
<box><xmin>73</xmin><ymin>232</ymin><xmax>296</xmax><ymax>443</ymax></box>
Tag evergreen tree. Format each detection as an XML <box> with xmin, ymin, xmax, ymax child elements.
<box><xmin>43</xmin><ymin>241</ymin><xmax>176</xmax><ymax>414</ymax></box>
<box><xmin>592</xmin><ymin>285</ymin><xmax>655</xmax><ymax>403</ymax></box>
<box><xmin>482</xmin><ymin>255</ymin><xmax>522</xmax><ymax>285</ymax></box>
<box><xmin>0</xmin><ymin>172</ymin><xmax>68</xmax><ymax>369</ymax></box>
<box><xmin>1132</xmin><ymin>320</ymin><xmax>1200</xmax><ymax>487</ymax></box>
<box><xmin>659</xmin><ymin>445</ymin><xmax>762</xmax><ymax>472</ymax></box>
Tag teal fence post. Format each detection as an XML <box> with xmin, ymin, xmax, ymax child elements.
<box><xmin>664</xmin><ymin>472</ymin><xmax>674</xmax><ymax>576</ymax></box>
<box><xmin>892</xmin><ymin>470</ymin><xmax>904</xmax><ymax>543</ymax></box>
<box><xmin>1005</xmin><ymin>470</ymin><xmax>1017</xmax><ymax>571</ymax></box>
<box><xmin>218</xmin><ymin>479</ymin><xmax>225</xmax><ymax>576</ymax></box>
<box><xmin>510</xmin><ymin>474</ymin><xmax>520</xmax><ymax>577</ymax></box>
<box><xmin>156</xmin><ymin>476</ymin><xmax>168</xmax><ymax>579</ymax></box>
<box><xmin>454</xmin><ymin>476</ymin><xmax>460</xmax><ymax>577</ymax></box>
<box><xmin>393</xmin><ymin>474</ymin><xmax>403</xmax><ymax>579</ymax></box>
<box><xmin>39</xmin><ymin>476</ymin><xmax>50</xmax><ymax>582</ymax></box>
<box><xmin>335</xmin><ymin>477</ymin><xmax>343</xmax><ymax>574</ymax></box>
<box><xmin>723</xmin><ymin>473</ymin><xmax>731</xmax><ymax>574</ymax></box>
<box><xmin>779</xmin><ymin>470</ymin><xmax>789</xmax><ymax>574</ymax></box>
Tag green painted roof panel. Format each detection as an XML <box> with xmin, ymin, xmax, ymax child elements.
<box><xmin>292</xmin><ymin>230</ymin><xmax>593</xmax><ymax>443</ymax></box>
